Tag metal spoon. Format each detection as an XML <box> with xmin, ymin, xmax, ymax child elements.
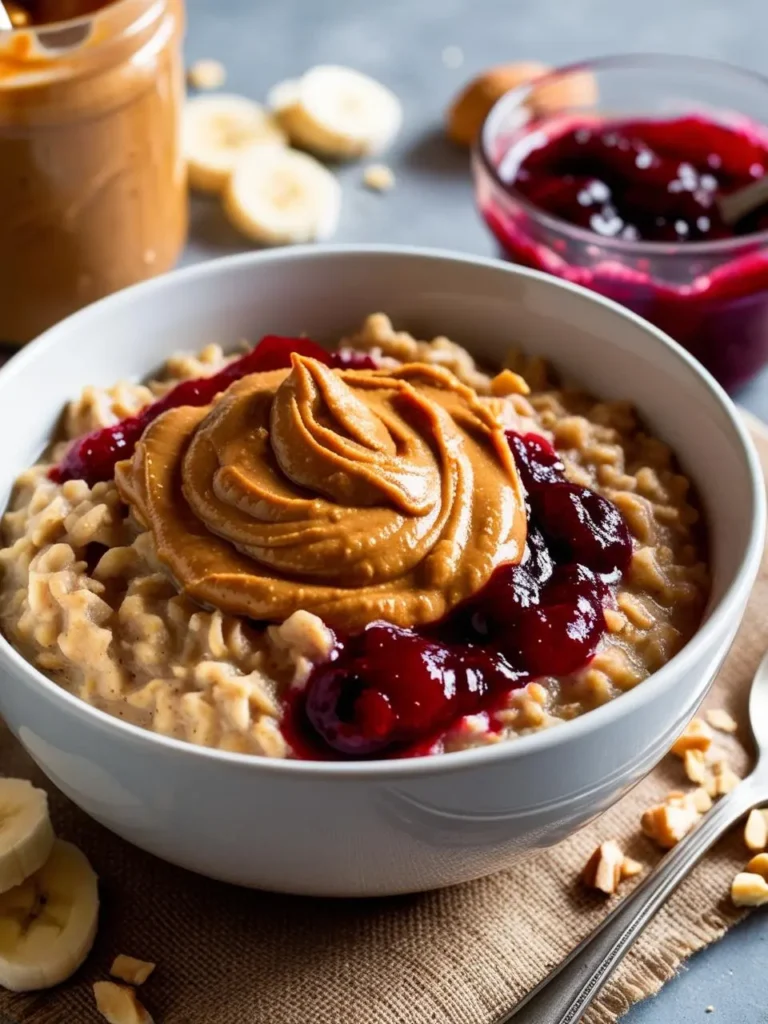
<box><xmin>501</xmin><ymin>649</ymin><xmax>768</xmax><ymax>1023</ymax></box>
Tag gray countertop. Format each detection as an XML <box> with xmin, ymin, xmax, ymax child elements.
<box><xmin>184</xmin><ymin>0</ymin><xmax>768</xmax><ymax>1019</ymax></box>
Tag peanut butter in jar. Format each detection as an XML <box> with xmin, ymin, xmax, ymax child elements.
<box><xmin>0</xmin><ymin>0</ymin><xmax>188</xmax><ymax>343</ymax></box>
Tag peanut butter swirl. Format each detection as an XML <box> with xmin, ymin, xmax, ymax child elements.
<box><xmin>115</xmin><ymin>355</ymin><xmax>527</xmax><ymax>630</ymax></box>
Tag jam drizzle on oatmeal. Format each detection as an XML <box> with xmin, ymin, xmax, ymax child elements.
<box><xmin>49</xmin><ymin>336</ymin><xmax>375</xmax><ymax>486</ymax></box>
<box><xmin>48</xmin><ymin>336</ymin><xmax>634</xmax><ymax>761</ymax></box>
<box><xmin>293</xmin><ymin>431</ymin><xmax>632</xmax><ymax>758</ymax></box>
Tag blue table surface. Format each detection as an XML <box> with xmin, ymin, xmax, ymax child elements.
<box><xmin>183</xmin><ymin>0</ymin><xmax>768</xmax><ymax>1019</ymax></box>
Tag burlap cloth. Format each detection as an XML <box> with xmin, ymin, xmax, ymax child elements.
<box><xmin>0</xmin><ymin>415</ymin><xmax>766</xmax><ymax>1024</ymax></box>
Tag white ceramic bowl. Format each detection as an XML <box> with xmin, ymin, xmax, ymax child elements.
<box><xmin>0</xmin><ymin>246</ymin><xmax>763</xmax><ymax>897</ymax></box>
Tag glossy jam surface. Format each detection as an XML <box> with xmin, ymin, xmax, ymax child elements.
<box><xmin>511</xmin><ymin>116</ymin><xmax>768</xmax><ymax>242</ymax></box>
<box><xmin>482</xmin><ymin>113</ymin><xmax>768</xmax><ymax>392</ymax></box>
<box><xmin>294</xmin><ymin>431</ymin><xmax>632</xmax><ymax>759</ymax></box>
<box><xmin>49</xmin><ymin>336</ymin><xmax>373</xmax><ymax>486</ymax></box>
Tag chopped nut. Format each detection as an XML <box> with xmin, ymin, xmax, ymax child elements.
<box><xmin>665</xmin><ymin>790</ymin><xmax>688</xmax><ymax>806</ymax></box>
<box><xmin>670</xmin><ymin>718</ymin><xmax>712</xmax><ymax>756</ymax></box>
<box><xmin>110</xmin><ymin>955</ymin><xmax>156</xmax><ymax>986</ymax></box>
<box><xmin>744</xmin><ymin>809</ymin><xmax>768</xmax><ymax>853</ymax></box>
<box><xmin>746</xmin><ymin>852</ymin><xmax>768</xmax><ymax>879</ymax></box>
<box><xmin>705</xmin><ymin>1007</ymin><xmax>715</xmax><ymax>1014</ymax></box>
<box><xmin>490</xmin><ymin>369</ymin><xmax>530</xmax><ymax>397</ymax></box>
<box><xmin>187</xmin><ymin>58</ymin><xmax>226</xmax><ymax>91</ymax></box>
<box><xmin>711</xmin><ymin>759</ymin><xmax>741</xmax><ymax>796</ymax></box>
<box><xmin>641</xmin><ymin>800</ymin><xmax>699</xmax><ymax>848</ymax></box>
<box><xmin>690</xmin><ymin>787</ymin><xmax>713</xmax><ymax>813</ymax></box>
<box><xmin>731</xmin><ymin>871</ymin><xmax>768</xmax><ymax>907</ymax></box>
<box><xmin>446</xmin><ymin>62</ymin><xmax>550</xmax><ymax>146</ymax></box>
<box><xmin>620</xmin><ymin>856</ymin><xmax>644</xmax><ymax>879</ymax></box>
<box><xmin>705</xmin><ymin>708</ymin><xmax>738</xmax><ymax>734</ymax></box>
<box><xmin>582</xmin><ymin>839</ymin><xmax>625</xmax><ymax>894</ymax></box>
<box><xmin>362</xmin><ymin>164</ymin><xmax>395</xmax><ymax>192</ymax></box>
<box><xmin>94</xmin><ymin>981</ymin><xmax>153</xmax><ymax>1024</ymax></box>
<box><xmin>683</xmin><ymin>748</ymin><xmax>708</xmax><ymax>784</ymax></box>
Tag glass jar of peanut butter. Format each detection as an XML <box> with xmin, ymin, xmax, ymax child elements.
<box><xmin>0</xmin><ymin>0</ymin><xmax>187</xmax><ymax>343</ymax></box>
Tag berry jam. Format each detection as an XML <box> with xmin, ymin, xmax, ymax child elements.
<box><xmin>480</xmin><ymin>114</ymin><xmax>768</xmax><ymax>391</ymax></box>
<box><xmin>512</xmin><ymin>117</ymin><xmax>768</xmax><ymax>243</ymax></box>
<box><xmin>49</xmin><ymin>336</ymin><xmax>375</xmax><ymax>486</ymax></box>
<box><xmin>292</xmin><ymin>431</ymin><xmax>632</xmax><ymax>759</ymax></box>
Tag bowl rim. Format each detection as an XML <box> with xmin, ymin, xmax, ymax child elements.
<box><xmin>0</xmin><ymin>243</ymin><xmax>764</xmax><ymax>780</ymax></box>
<box><xmin>478</xmin><ymin>52</ymin><xmax>768</xmax><ymax>257</ymax></box>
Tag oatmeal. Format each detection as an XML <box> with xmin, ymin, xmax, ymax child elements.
<box><xmin>0</xmin><ymin>315</ymin><xmax>709</xmax><ymax>759</ymax></box>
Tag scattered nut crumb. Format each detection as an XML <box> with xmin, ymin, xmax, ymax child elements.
<box><xmin>363</xmin><ymin>164</ymin><xmax>395</xmax><ymax>192</ymax></box>
<box><xmin>441</xmin><ymin>45</ymin><xmax>465</xmax><ymax>69</ymax></box>
<box><xmin>187</xmin><ymin>58</ymin><xmax>226</xmax><ymax>91</ymax></box>
<box><xmin>705</xmin><ymin>1007</ymin><xmax>715</xmax><ymax>1014</ymax></box>
<box><xmin>690</xmin><ymin>787</ymin><xmax>713</xmax><ymax>813</ymax></box>
<box><xmin>620</xmin><ymin>856</ymin><xmax>644</xmax><ymax>879</ymax></box>
<box><xmin>710</xmin><ymin>759</ymin><xmax>741</xmax><ymax>796</ymax></box>
<box><xmin>490</xmin><ymin>369</ymin><xmax>530</xmax><ymax>397</ymax></box>
<box><xmin>93</xmin><ymin>981</ymin><xmax>153</xmax><ymax>1024</ymax></box>
<box><xmin>641</xmin><ymin>798</ymin><xmax>699</xmax><ymax>848</ymax></box>
<box><xmin>744</xmin><ymin>809</ymin><xmax>768</xmax><ymax>852</ymax></box>
<box><xmin>666</xmin><ymin>790</ymin><xmax>693</xmax><ymax>808</ymax></box>
<box><xmin>670</xmin><ymin>718</ymin><xmax>712</xmax><ymax>756</ymax></box>
<box><xmin>582</xmin><ymin>839</ymin><xmax>625</xmax><ymax>894</ymax></box>
<box><xmin>705</xmin><ymin>708</ymin><xmax>737</xmax><ymax>734</ymax></box>
<box><xmin>731</xmin><ymin>871</ymin><xmax>768</xmax><ymax>907</ymax></box>
<box><xmin>746</xmin><ymin>852</ymin><xmax>768</xmax><ymax>879</ymax></box>
<box><xmin>683</xmin><ymin>748</ymin><xmax>708</xmax><ymax>785</ymax></box>
<box><xmin>446</xmin><ymin>62</ymin><xmax>550</xmax><ymax>146</ymax></box>
<box><xmin>110</xmin><ymin>955</ymin><xmax>156</xmax><ymax>986</ymax></box>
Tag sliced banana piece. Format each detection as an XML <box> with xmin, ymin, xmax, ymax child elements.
<box><xmin>0</xmin><ymin>839</ymin><xmax>98</xmax><ymax>991</ymax></box>
<box><xmin>273</xmin><ymin>65</ymin><xmax>402</xmax><ymax>160</ymax></box>
<box><xmin>224</xmin><ymin>146</ymin><xmax>341</xmax><ymax>245</ymax></box>
<box><xmin>183</xmin><ymin>93</ymin><xmax>287</xmax><ymax>193</ymax></box>
<box><xmin>0</xmin><ymin>779</ymin><xmax>54</xmax><ymax>896</ymax></box>
<box><xmin>267</xmin><ymin>78</ymin><xmax>300</xmax><ymax>114</ymax></box>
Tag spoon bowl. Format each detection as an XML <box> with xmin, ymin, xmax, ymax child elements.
<box><xmin>505</xmin><ymin>647</ymin><xmax>768</xmax><ymax>1022</ymax></box>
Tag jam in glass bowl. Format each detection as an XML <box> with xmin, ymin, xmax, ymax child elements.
<box><xmin>473</xmin><ymin>54</ymin><xmax>768</xmax><ymax>392</ymax></box>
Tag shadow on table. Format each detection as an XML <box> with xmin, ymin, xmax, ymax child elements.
<box><xmin>187</xmin><ymin>193</ymin><xmax>251</xmax><ymax>256</ymax></box>
<box><xmin>402</xmin><ymin>126</ymin><xmax>471</xmax><ymax>179</ymax></box>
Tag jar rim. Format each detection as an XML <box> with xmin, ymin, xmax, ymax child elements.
<box><xmin>0</xmin><ymin>0</ymin><xmax>172</xmax><ymax>85</ymax></box>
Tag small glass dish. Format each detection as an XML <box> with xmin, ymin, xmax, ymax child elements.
<box><xmin>473</xmin><ymin>54</ymin><xmax>768</xmax><ymax>392</ymax></box>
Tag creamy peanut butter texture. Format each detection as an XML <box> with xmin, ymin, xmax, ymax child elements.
<box><xmin>115</xmin><ymin>356</ymin><xmax>527</xmax><ymax>630</ymax></box>
<box><xmin>0</xmin><ymin>0</ymin><xmax>186</xmax><ymax>343</ymax></box>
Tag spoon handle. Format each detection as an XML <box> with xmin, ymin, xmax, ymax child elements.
<box><xmin>500</xmin><ymin>777</ymin><xmax>761</xmax><ymax>1024</ymax></box>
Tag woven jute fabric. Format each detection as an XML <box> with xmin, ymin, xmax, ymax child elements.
<box><xmin>0</xmin><ymin>417</ymin><xmax>764</xmax><ymax>1024</ymax></box>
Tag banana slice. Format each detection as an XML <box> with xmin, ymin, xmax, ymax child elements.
<box><xmin>0</xmin><ymin>839</ymin><xmax>99</xmax><ymax>991</ymax></box>
<box><xmin>272</xmin><ymin>65</ymin><xmax>402</xmax><ymax>160</ymax></box>
<box><xmin>0</xmin><ymin>779</ymin><xmax>54</xmax><ymax>896</ymax></box>
<box><xmin>224</xmin><ymin>146</ymin><xmax>341</xmax><ymax>245</ymax></box>
<box><xmin>183</xmin><ymin>93</ymin><xmax>287</xmax><ymax>193</ymax></box>
<box><xmin>267</xmin><ymin>78</ymin><xmax>300</xmax><ymax>114</ymax></box>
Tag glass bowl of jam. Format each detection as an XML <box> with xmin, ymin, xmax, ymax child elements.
<box><xmin>473</xmin><ymin>54</ymin><xmax>768</xmax><ymax>392</ymax></box>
